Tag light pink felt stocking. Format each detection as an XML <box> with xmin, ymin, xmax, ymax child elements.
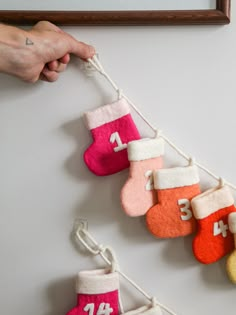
<box><xmin>84</xmin><ymin>98</ymin><xmax>140</xmax><ymax>176</ymax></box>
<box><xmin>121</xmin><ymin>138</ymin><xmax>164</xmax><ymax>217</ymax></box>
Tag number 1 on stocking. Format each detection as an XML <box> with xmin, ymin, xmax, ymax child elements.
<box><xmin>110</xmin><ymin>132</ymin><xmax>127</xmax><ymax>152</ymax></box>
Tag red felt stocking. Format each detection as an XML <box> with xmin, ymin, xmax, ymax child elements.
<box><xmin>192</xmin><ymin>185</ymin><xmax>236</xmax><ymax>264</ymax></box>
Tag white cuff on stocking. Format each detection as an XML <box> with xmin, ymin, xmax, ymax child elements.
<box><xmin>154</xmin><ymin>165</ymin><xmax>199</xmax><ymax>190</ymax></box>
<box><xmin>84</xmin><ymin>98</ymin><xmax>130</xmax><ymax>130</ymax></box>
<box><xmin>191</xmin><ymin>185</ymin><xmax>234</xmax><ymax>219</ymax></box>
<box><xmin>76</xmin><ymin>269</ymin><xmax>119</xmax><ymax>294</ymax></box>
<box><xmin>127</xmin><ymin>138</ymin><xmax>165</xmax><ymax>161</ymax></box>
<box><xmin>123</xmin><ymin>305</ymin><xmax>162</xmax><ymax>315</ymax></box>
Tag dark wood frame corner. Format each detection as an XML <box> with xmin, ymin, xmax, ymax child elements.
<box><xmin>0</xmin><ymin>0</ymin><xmax>231</xmax><ymax>26</ymax></box>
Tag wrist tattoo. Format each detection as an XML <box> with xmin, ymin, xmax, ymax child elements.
<box><xmin>26</xmin><ymin>37</ymin><xmax>34</xmax><ymax>45</ymax></box>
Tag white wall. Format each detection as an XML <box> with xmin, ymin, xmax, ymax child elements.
<box><xmin>1</xmin><ymin>3</ymin><xmax>236</xmax><ymax>315</ymax></box>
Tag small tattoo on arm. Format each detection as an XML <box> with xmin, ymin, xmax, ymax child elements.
<box><xmin>26</xmin><ymin>37</ymin><xmax>34</xmax><ymax>45</ymax></box>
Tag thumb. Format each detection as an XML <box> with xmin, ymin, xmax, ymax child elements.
<box><xmin>68</xmin><ymin>37</ymin><xmax>95</xmax><ymax>59</ymax></box>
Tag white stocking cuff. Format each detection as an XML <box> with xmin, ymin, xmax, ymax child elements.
<box><xmin>191</xmin><ymin>185</ymin><xmax>234</xmax><ymax>219</ymax></box>
<box><xmin>123</xmin><ymin>305</ymin><xmax>162</xmax><ymax>315</ymax></box>
<box><xmin>127</xmin><ymin>138</ymin><xmax>164</xmax><ymax>161</ymax></box>
<box><xmin>76</xmin><ymin>269</ymin><xmax>119</xmax><ymax>294</ymax></box>
<box><xmin>84</xmin><ymin>98</ymin><xmax>130</xmax><ymax>130</ymax></box>
<box><xmin>154</xmin><ymin>165</ymin><xmax>199</xmax><ymax>190</ymax></box>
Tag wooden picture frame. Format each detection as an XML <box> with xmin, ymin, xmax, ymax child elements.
<box><xmin>0</xmin><ymin>0</ymin><xmax>231</xmax><ymax>26</ymax></box>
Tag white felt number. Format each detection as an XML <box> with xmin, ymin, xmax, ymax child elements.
<box><xmin>84</xmin><ymin>303</ymin><xmax>95</xmax><ymax>315</ymax></box>
<box><xmin>178</xmin><ymin>199</ymin><xmax>193</xmax><ymax>221</ymax></box>
<box><xmin>84</xmin><ymin>303</ymin><xmax>113</xmax><ymax>315</ymax></box>
<box><xmin>97</xmin><ymin>303</ymin><xmax>113</xmax><ymax>315</ymax></box>
<box><xmin>110</xmin><ymin>132</ymin><xmax>127</xmax><ymax>152</ymax></box>
<box><xmin>145</xmin><ymin>170</ymin><xmax>154</xmax><ymax>191</ymax></box>
<box><xmin>213</xmin><ymin>220</ymin><xmax>228</xmax><ymax>238</ymax></box>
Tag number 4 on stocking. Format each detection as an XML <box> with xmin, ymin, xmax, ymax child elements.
<box><xmin>191</xmin><ymin>185</ymin><xmax>236</xmax><ymax>264</ymax></box>
<box><xmin>83</xmin><ymin>98</ymin><xmax>140</xmax><ymax>176</ymax></box>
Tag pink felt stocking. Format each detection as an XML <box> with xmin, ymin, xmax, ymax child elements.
<box><xmin>84</xmin><ymin>98</ymin><xmax>140</xmax><ymax>176</ymax></box>
<box><xmin>66</xmin><ymin>269</ymin><xmax>119</xmax><ymax>315</ymax></box>
<box><xmin>121</xmin><ymin>138</ymin><xmax>164</xmax><ymax>217</ymax></box>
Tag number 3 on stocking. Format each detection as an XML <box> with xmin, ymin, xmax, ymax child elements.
<box><xmin>178</xmin><ymin>199</ymin><xmax>193</xmax><ymax>221</ymax></box>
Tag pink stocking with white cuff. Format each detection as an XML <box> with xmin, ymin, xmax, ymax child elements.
<box><xmin>121</xmin><ymin>137</ymin><xmax>164</xmax><ymax>217</ymax></box>
<box><xmin>66</xmin><ymin>269</ymin><xmax>120</xmax><ymax>315</ymax></box>
<box><xmin>83</xmin><ymin>98</ymin><xmax>140</xmax><ymax>176</ymax></box>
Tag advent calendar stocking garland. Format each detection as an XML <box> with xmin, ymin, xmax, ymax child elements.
<box><xmin>73</xmin><ymin>223</ymin><xmax>177</xmax><ymax>315</ymax></box>
<box><xmin>81</xmin><ymin>55</ymin><xmax>236</xmax><ymax>282</ymax></box>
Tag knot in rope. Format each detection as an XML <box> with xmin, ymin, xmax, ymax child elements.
<box><xmin>155</xmin><ymin>129</ymin><xmax>163</xmax><ymax>138</ymax></box>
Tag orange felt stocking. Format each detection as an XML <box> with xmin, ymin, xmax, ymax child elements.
<box><xmin>146</xmin><ymin>165</ymin><xmax>200</xmax><ymax>238</ymax></box>
<box><xmin>191</xmin><ymin>185</ymin><xmax>236</xmax><ymax>264</ymax></box>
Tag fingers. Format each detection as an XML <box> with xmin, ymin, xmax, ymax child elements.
<box><xmin>47</xmin><ymin>60</ymin><xmax>67</xmax><ymax>72</ymax></box>
<box><xmin>40</xmin><ymin>66</ymin><xmax>59</xmax><ymax>82</ymax></box>
<box><xmin>69</xmin><ymin>39</ymin><xmax>95</xmax><ymax>59</ymax></box>
<box><xmin>59</xmin><ymin>54</ymin><xmax>70</xmax><ymax>64</ymax></box>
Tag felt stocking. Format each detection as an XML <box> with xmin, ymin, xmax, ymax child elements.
<box><xmin>84</xmin><ymin>98</ymin><xmax>140</xmax><ymax>176</ymax></box>
<box><xmin>121</xmin><ymin>137</ymin><xmax>164</xmax><ymax>217</ymax></box>
<box><xmin>146</xmin><ymin>165</ymin><xmax>200</xmax><ymax>238</ymax></box>
<box><xmin>124</xmin><ymin>304</ymin><xmax>162</xmax><ymax>315</ymax></box>
<box><xmin>192</xmin><ymin>185</ymin><xmax>236</xmax><ymax>264</ymax></box>
<box><xmin>66</xmin><ymin>269</ymin><xmax>119</xmax><ymax>315</ymax></box>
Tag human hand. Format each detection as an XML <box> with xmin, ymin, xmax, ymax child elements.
<box><xmin>0</xmin><ymin>21</ymin><xmax>95</xmax><ymax>83</ymax></box>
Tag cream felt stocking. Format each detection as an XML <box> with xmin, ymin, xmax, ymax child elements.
<box><xmin>83</xmin><ymin>98</ymin><xmax>140</xmax><ymax>176</ymax></box>
<box><xmin>121</xmin><ymin>137</ymin><xmax>164</xmax><ymax>217</ymax></box>
<box><xmin>123</xmin><ymin>304</ymin><xmax>162</xmax><ymax>315</ymax></box>
<box><xmin>146</xmin><ymin>165</ymin><xmax>200</xmax><ymax>238</ymax></box>
<box><xmin>192</xmin><ymin>185</ymin><xmax>236</xmax><ymax>264</ymax></box>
